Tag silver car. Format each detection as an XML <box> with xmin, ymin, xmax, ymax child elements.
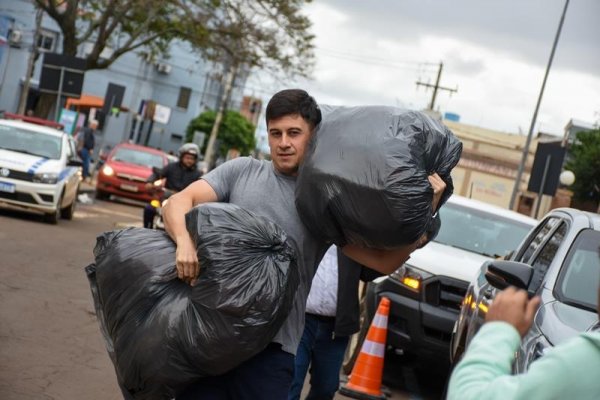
<box><xmin>451</xmin><ymin>208</ymin><xmax>600</xmax><ymax>371</ymax></box>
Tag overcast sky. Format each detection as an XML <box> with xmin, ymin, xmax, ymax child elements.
<box><xmin>250</xmin><ymin>0</ymin><xmax>599</xmax><ymax>146</ymax></box>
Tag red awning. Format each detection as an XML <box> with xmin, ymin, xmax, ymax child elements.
<box><xmin>65</xmin><ymin>94</ymin><xmax>129</xmax><ymax>112</ymax></box>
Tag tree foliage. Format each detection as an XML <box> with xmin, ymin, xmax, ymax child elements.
<box><xmin>186</xmin><ymin>110</ymin><xmax>256</xmax><ymax>158</ymax></box>
<box><xmin>565</xmin><ymin>129</ymin><xmax>600</xmax><ymax>202</ymax></box>
<box><xmin>197</xmin><ymin>0</ymin><xmax>315</xmax><ymax>78</ymax></box>
<box><xmin>33</xmin><ymin>0</ymin><xmax>315</xmax><ymax>119</ymax></box>
<box><xmin>34</xmin><ymin>0</ymin><xmax>206</xmax><ymax>70</ymax></box>
<box><xmin>35</xmin><ymin>0</ymin><xmax>315</xmax><ymax>76</ymax></box>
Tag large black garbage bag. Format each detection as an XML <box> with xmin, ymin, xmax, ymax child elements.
<box><xmin>86</xmin><ymin>203</ymin><xmax>299</xmax><ymax>400</ymax></box>
<box><xmin>296</xmin><ymin>106</ymin><xmax>462</xmax><ymax>248</ymax></box>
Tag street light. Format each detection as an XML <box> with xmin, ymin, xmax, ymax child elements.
<box><xmin>559</xmin><ymin>170</ymin><xmax>575</xmax><ymax>186</ymax></box>
<box><xmin>509</xmin><ymin>0</ymin><xmax>570</xmax><ymax>210</ymax></box>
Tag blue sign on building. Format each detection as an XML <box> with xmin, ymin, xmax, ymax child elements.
<box><xmin>444</xmin><ymin>112</ymin><xmax>460</xmax><ymax>122</ymax></box>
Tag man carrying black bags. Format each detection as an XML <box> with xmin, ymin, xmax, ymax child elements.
<box><xmin>162</xmin><ymin>89</ymin><xmax>449</xmax><ymax>399</ymax></box>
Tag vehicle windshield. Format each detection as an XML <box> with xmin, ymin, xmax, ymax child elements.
<box><xmin>0</xmin><ymin>124</ymin><xmax>62</xmax><ymax>159</ymax></box>
<box><xmin>557</xmin><ymin>229</ymin><xmax>600</xmax><ymax>311</ymax></box>
<box><xmin>111</xmin><ymin>147</ymin><xmax>164</xmax><ymax>169</ymax></box>
<box><xmin>434</xmin><ymin>202</ymin><xmax>534</xmax><ymax>258</ymax></box>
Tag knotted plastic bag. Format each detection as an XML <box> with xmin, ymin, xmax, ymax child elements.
<box><xmin>86</xmin><ymin>203</ymin><xmax>298</xmax><ymax>399</ymax></box>
<box><xmin>296</xmin><ymin>106</ymin><xmax>462</xmax><ymax>248</ymax></box>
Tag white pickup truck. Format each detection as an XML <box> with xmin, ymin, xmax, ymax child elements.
<box><xmin>344</xmin><ymin>195</ymin><xmax>536</xmax><ymax>371</ymax></box>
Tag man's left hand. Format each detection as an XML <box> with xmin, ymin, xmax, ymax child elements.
<box><xmin>428</xmin><ymin>173</ymin><xmax>446</xmax><ymax>213</ymax></box>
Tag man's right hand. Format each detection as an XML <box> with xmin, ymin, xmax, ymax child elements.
<box><xmin>176</xmin><ymin>236</ymin><xmax>199</xmax><ymax>285</ymax></box>
<box><xmin>485</xmin><ymin>287</ymin><xmax>541</xmax><ymax>337</ymax></box>
<box><xmin>163</xmin><ymin>180</ymin><xmax>218</xmax><ymax>285</ymax></box>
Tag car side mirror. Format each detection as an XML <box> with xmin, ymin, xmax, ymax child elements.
<box><xmin>484</xmin><ymin>260</ymin><xmax>534</xmax><ymax>294</ymax></box>
<box><xmin>67</xmin><ymin>159</ymin><xmax>83</xmax><ymax>167</ymax></box>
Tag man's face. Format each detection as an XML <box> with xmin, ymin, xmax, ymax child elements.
<box><xmin>181</xmin><ymin>153</ymin><xmax>197</xmax><ymax>169</ymax></box>
<box><xmin>268</xmin><ymin>114</ymin><xmax>312</xmax><ymax>176</ymax></box>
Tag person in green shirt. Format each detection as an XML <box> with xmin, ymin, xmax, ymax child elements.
<box><xmin>448</xmin><ymin>286</ymin><xmax>600</xmax><ymax>400</ymax></box>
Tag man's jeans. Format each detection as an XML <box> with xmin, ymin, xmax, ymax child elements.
<box><xmin>177</xmin><ymin>343</ymin><xmax>294</xmax><ymax>400</ymax></box>
<box><xmin>288</xmin><ymin>314</ymin><xmax>349</xmax><ymax>400</ymax></box>
<box><xmin>80</xmin><ymin>147</ymin><xmax>91</xmax><ymax>178</ymax></box>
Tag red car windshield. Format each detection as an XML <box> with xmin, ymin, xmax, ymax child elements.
<box><xmin>111</xmin><ymin>148</ymin><xmax>164</xmax><ymax>169</ymax></box>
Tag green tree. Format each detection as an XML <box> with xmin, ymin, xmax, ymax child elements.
<box><xmin>34</xmin><ymin>0</ymin><xmax>202</xmax><ymax>70</ymax></box>
<box><xmin>31</xmin><ymin>0</ymin><xmax>315</xmax><ymax>117</ymax></box>
<box><xmin>186</xmin><ymin>110</ymin><xmax>256</xmax><ymax>158</ymax></box>
<box><xmin>565</xmin><ymin>129</ymin><xmax>600</xmax><ymax>203</ymax></box>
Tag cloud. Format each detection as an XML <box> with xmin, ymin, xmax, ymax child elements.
<box><xmin>321</xmin><ymin>0</ymin><xmax>600</xmax><ymax>76</ymax></box>
<box><xmin>250</xmin><ymin>0</ymin><xmax>600</xmax><ymax>140</ymax></box>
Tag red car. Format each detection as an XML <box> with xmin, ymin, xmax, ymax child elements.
<box><xmin>95</xmin><ymin>143</ymin><xmax>168</xmax><ymax>202</ymax></box>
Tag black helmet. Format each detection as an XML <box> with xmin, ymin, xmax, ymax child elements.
<box><xmin>178</xmin><ymin>143</ymin><xmax>200</xmax><ymax>158</ymax></box>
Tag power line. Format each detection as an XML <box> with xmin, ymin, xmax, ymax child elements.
<box><xmin>317</xmin><ymin>51</ymin><xmax>437</xmax><ymax>71</ymax></box>
<box><xmin>316</xmin><ymin>47</ymin><xmax>437</xmax><ymax>67</ymax></box>
<box><xmin>415</xmin><ymin>62</ymin><xmax>458</xmax><ymax>110</ymax></box>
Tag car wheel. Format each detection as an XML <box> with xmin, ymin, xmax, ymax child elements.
<box><xmin>342</xmin><ymin>286</ymin><xmax>371</xmax><ymax>374</ymax></box>
<box><xmin>95</xmin><ymin>189</ymin><xmax>109</xmax><ymax>200</ymax></box>
<box><xmin>60</xmin><ymin>199</ymin><xmax>76</xmax><ymax>219</ymax></box>
<box><xmin>44</xmin><ymin>204</ymin><xmax>60</xmax><ymax>225</ymax></box>
<box><xmin>61</xmin><ymin>186</ymin><xmax>79</xmax><ymax>220</ymax></box>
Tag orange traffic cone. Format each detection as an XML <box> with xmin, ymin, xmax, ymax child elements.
<box><xmin>339</xmin><ymin>297</ymin><xmax>390</xmax><ymax>400</ymax></box>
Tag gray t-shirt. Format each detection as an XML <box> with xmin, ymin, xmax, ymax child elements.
<box><xmin>202</xmin><ymin>157</ymin><xmax>328</xmax><ymax>354</ymax></box>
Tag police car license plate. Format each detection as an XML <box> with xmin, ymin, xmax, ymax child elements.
<box><xmin>120</xmin><ymin>183</ymin><xmax>138</xmax><ymax>192</ymax></box>
<box><xmin>0</xmin><ymin>181</ymin><xmax>16</xmax><ymax>193</ymax></box>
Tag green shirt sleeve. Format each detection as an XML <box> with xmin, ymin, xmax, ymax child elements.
<box><xmin>448</xmin><ymin>322</ymin><xmax>600</xmax><ymax>400</ymax></box>
<box><xmin>448</xmin><ymin>321</ymin><xmax>521</xmax><ymax>400</ymax></box>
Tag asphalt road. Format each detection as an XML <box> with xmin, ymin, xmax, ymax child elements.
<box><xmin>0</xmin><ymin>195</ymin><xmax>447</xmax><ymax>400</ymax></box>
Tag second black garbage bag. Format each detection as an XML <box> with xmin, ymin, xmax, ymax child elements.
<box><xmin>87</xmin><ymin>203</ymin><xmax>299</xmax><ymax>400</ymax></box>
<box><xmin>296</xmin><ymin>106</ymin><xmax>462</xmax><ymax>248</ymax></box>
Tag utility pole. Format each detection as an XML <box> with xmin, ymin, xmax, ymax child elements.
<box><xmin>508</xmin><ymin>0</ymin><xmax>569</xmax><ymax>211</ymax></box>
<box><xmin>416</xmin><ymin>62</ymin><xmax>457</xmax><ymax>111</ymax></box>
<box><xmin>17</xmin><ymin>7</ymin><xmax>43</xmax><ymax>115</ymax></box>
<box><xmin>204</xmin><ymin>61</ymin><xmax>239</xmax><ymax>168</ymax></box>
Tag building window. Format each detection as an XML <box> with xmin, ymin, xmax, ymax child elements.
<box><xmin>37</xmin><ymin>29</ymin><xmax>57</xmax><ymax>52</ymax></box>
<box><xmin>176</xmin><ymin>87</ymin><xmax>192</xmax><ymax>109</ymax></box>
<box><xmin>171</xmin><ymin>133</ymin><xmax>183</xmax><ymax>143</ymax></box>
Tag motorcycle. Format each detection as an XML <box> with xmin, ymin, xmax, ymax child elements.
<box><xmin>148</xmin><ymin>188</ymin><xmax>175</xmax><ymax>230</ymax></box>
<box><xmin>144</xmin><ymin>167</ymin><xmax>173</xmax><ymax>230</ymax></box>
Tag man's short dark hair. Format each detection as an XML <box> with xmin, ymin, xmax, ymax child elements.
<box><xmin>265</xmin><ymin>89</ymin><xmax>322</xmax><ymax>129</ymax></box>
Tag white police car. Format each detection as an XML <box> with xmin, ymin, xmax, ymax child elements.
<box><xmin>0</xmin><ymin>116</ymin><xmax>82</xmax><ymax>223</ymax></box>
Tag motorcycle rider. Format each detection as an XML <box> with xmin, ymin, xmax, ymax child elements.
<box><xmin>143</xmin><ymin>143</ymin><xmax>202</xmax><ymax>228</ymax></box>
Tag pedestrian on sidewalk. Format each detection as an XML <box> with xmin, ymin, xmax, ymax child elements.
<box><xmin>78</xmin><ymin>120</ymin><xmax>97</xmax><ymax>182</ymax></box>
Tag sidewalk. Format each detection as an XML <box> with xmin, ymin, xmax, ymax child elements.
<box><xmin>79</xmin><ymin>180</ymin><xmax>95</xmax><ymax>193</ymax></box>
